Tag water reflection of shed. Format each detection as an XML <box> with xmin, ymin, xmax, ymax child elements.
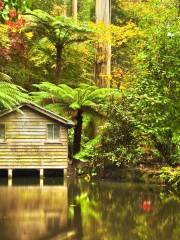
<box><xmin>0</xmin><ymin>186</ymin><xmax>70</xmax><ymax>240</ymax></box>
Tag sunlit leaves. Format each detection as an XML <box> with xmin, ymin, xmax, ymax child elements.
<box><xmin>32</xmin><ymin>82</ymin><xmax>118</xmax><ymax>114</ymax></box>
<box><xmin>24</xmin><ymin>9</ymin><xmax>94</xmax><ymax>46</ymax></box>
<box><xmin>89</xmin><ymin>21</ymin><xmax>139</xmax><ymax>46</ymax></box>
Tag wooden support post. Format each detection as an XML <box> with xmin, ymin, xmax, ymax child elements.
<box><xmin>40</xmin><ymin>169</ymin><xmax>44</xmax><ymax>179</ymax></box>
<box><xmin>8</xmin><ymin>169</ymin><xmax>13</xmax><ymax>179</ymax></box>
<box><xmin>64</xmin><ymin>168</ymin><xmax>67</xmax><ymax>185</ymax></box>
<box><xmin>40</xmin><ymin>178</ymin><xmax>44</xmax><ymax>187</ymax></box>
<box><xmin>64</xmin><ymin>168</ymin><xmax>67</xmax><ymax>177</ymax></box>
<box><xmin>40</xmin><ymin>169</ymin><xmax>44</xmax><ymax>187</ymax></box>
<box><xmin>8</xmin><ymin>178</ymin><xmax>12</xmax><ymax>187</ymax></box>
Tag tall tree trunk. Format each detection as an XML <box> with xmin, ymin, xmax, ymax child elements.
<box><xmin>72</xmin><ymin>0</ymin><xmax>78</xmax><ymax>18</ymax></box>
<box><xmin>73</xmin><ymin>109</ymin><xmax>83</xmax><ymax>155</ymax></box>
<box><xmin>95</xmin><ymin>0</ymin><xmax>111</xmax><ymax>88</ymax></box>
<box><xmin>54</xmin><ymin>43</ymin><xmax>63</xmax><ymax>85</ymax></box>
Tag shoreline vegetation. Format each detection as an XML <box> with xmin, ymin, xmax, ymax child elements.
<box><xmin>71</xmin><ymin>163</ymin><xmax>180</xmax><ymax>190</ymax></box>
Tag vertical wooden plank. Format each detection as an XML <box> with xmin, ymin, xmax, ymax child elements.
<box><xmin>8</xmin><ymin>178</ymin><xmax>12</xmax><ymax>187</ymax></box>
<box><xmin>8</xmin><ymin>169</ymin><xmax>13</xmax><ymax>179</ymax></box>
<box><xmin>40</xmin><ymin>169</ymin><xmax>44</xmax><ymax>179</ymax></box>
<box><xmin>64</xmin><ymin>168</ymin><xmax>67</xmax><ymax>185</ymax></box>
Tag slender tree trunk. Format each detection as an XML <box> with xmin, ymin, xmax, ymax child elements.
<box><xmin>54</xmin><ymin>43</ymin><xmax>63</xmax><ymax>85</ymax></box>
<box><xmin>95</xmin><ymin>0</ymin><xmax>111</xmax><ymax>88</ymax></box>
<box><xmin>72</xmin><ymin>0</ymin><xmax>78</xmax><ymax>18</ymax></box>
<box><xmin>73</xmin><ymin>109</ymin><xmax>83</xmax><ymax>155</ymax></box>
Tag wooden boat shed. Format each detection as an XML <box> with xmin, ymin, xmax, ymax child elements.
<box><xmin>0</xmin><ymin>103</ymin><xmax>73</xmax><ymax>179</ymax></box>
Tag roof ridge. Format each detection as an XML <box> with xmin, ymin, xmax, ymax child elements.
<box><xmin>26</xmin><ymin>103</ymin><xmax>69</xmax><ymax>123</ymax></box>
<box><xmin>0</xmin><ymin>103</ymin><xmax>74</xmax><ymax>127</ymax></box>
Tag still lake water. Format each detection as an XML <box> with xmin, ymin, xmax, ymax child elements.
<box><xmin>0</xmin><ymin>178</ymin><xmax>179</xmax><ymax>240</ymax></box>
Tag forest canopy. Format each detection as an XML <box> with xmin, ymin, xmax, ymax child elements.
<box><xmin>0</xmin><ymin>0</ymin><xmax>179</xmax><ymax>170</ymax></box>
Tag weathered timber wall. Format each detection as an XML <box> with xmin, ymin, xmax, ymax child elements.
<box><xmin>0</xmin><ymin>106</ymin><xmax>68</xmax><ymax>168</ymax></box>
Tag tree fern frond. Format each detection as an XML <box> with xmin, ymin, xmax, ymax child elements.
<box><xmin>0</xmin><ymin>72</ymin><xmax>12</xmax><ymax>82</ymax></box>
<box><xmin>32</xmin><ymin>83</ymin><xmax>121</xmax><ymax>118</ymax></box>
<box><xmin>0</xmin><ymin>79</ymin><xmax>30</xmax><ymax>110</ymax></box>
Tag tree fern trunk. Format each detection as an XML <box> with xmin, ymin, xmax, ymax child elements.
<box><xmin>54</xmin><ymin>43</ymin><xmax>63</xmax><ymax>85</ymax></box>
<box><xmin>73</xmin><ymin>109</ymin><xmax>83</xmax><ymax>156</ymax></box>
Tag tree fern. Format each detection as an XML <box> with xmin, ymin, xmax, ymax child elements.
<box><xmin>24</xmin><ymin>9</ymin><xmax>94</xmax><ymax>84</ymax></box>
<box><xmin>0</xmin><ymin>73</ymin><xmax>30</xmax><ymax>110</ymax></box>
<box><xmin>32</xmin><ymin>82</ymin><xmax>119</xmax><ymax>156</ymax></box>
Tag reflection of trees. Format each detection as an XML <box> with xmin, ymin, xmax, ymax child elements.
<box><xmin>68</xmin><ymin>183</ymin><xmax>83</xmax><ymax>240</ymax></box>
<box><xmin>74</xmin><ymin>201</ymin><xmax>83</xmax><ymax>239</ymax></box>
<box><xmin>0</xmin><ymin>181</ymin><xmax>178</xmax><ymax>240</ymax></box>
<box><xmin>69</xmin><ymin>181</ymin><xmax>180</xmax><ymax>240</ymax></box>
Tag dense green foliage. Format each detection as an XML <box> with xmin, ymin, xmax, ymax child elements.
<box><xmin>160</xmin><ymin>167</ymin><xmax>180</xmax><ymax>189</ymax></box>
<box><xmin>24</xmin><ymin>9</ymin><xmax>94</xmax><ymax>84</ymax></box>
<box><xmin>85</xmin><ymin>0</ymin><xmax>180</xmax><ymax>167</ymax></box>
<box><xmin>0</xmin><ymin>0</ymin><xmax>179</xmax><ymax>172</ymax></box>
<box><xmin>97</xmin><ymin>17</ymin><xmax>180</xmax><ymax>165</ymax></box>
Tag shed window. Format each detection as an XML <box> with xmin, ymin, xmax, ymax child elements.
<box><xmin>47</xmin><ymin>124</ymin><xmax>60</xmax><ymax>141</ymax></box>
<box><xmin>0</xmin><ymin>124</ymin><xmax>5</xmax><ymax>140</ymax></box>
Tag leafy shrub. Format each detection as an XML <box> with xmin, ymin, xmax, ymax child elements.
<box><xmin>160</xmin><ymin>167</ymin><xmax>180</xmax><ymax>189</ymax></box>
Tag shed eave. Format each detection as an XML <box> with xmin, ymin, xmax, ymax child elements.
<box><xmin>0</xmin><ymin>103</ymin><xmax>74</xmax><ymax>127</ymax></box>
